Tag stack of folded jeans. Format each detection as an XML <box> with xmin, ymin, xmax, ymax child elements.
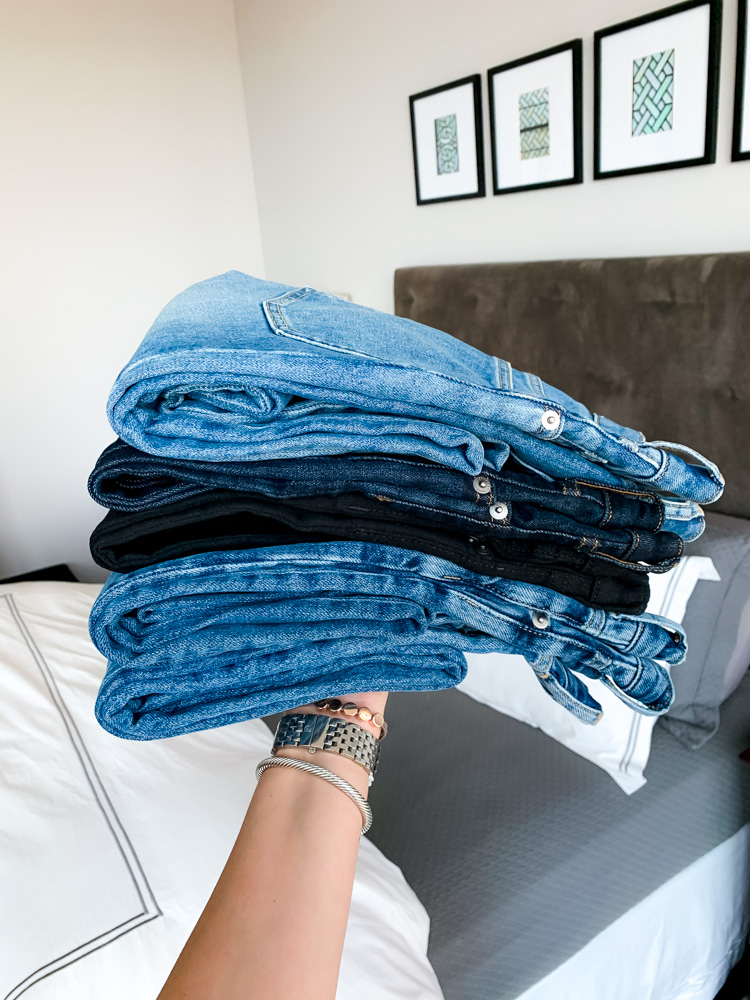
<box><xmin>87</xmin><ymin>271</ymin><xmax>723</xmax><ymax>740</ymax></box>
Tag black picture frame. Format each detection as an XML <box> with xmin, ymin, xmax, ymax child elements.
<box><xmin>409</xmin><ymin>74</ymin><xmax>485</xmax><ymax>205</ymax></box>
<box><xmin>487</xmin><ymin>39</ymin><xmax>583</xmax><ymax>196</ymax></box>
<box><xmin>732</xmin><ymin>0</ymin><xmax>750</xmax><ymax>160</ymax></box>
<box><xmin>594</xmin><ymin>0</ymin><xmax>722</xmax><ymax>180</ymax></box>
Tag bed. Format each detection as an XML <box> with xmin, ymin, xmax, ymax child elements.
<box><xmin>363</xmin><ymin>253</ymin><xmax>750</xmax><ymax>1000</ymax></box>
<box><xmin>2</xmin><ymin>253</ymin><xmax>749</xmax><ymax>1000</ymax></box>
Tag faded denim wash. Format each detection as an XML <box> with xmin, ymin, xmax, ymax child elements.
<box><xmin>106</xmin><ymin>272</ymin><xmax>723</xmax><ymax>504</ymax></box>
<box><xmin>89</xmin><ymin>541</ymin><xmax>685</xmax><ymax>741</ymax></box>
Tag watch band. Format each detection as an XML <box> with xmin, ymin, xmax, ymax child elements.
<box><xmin>273</xmin><ymin>713</ymin><xmax>380</xmax><ymax>777</ymax></box>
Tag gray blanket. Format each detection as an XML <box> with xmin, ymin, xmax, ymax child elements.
<box><xmin>367</xmin><ymin>674</ymin><xmax>750</xmax><ymax>999</ymax></box>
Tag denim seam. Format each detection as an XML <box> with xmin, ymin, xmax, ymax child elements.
<box><xmin>372</xmin><ymin>495</ymin><xmax>640</xmax><ymax>555</ymax></box>
<box><xmin>527</xmin><ymin>373</ymin><xmax>545</xmax><ymax>398</ymax></box>
<box><xmin>535</xmin><ymin>673</ymin><xmax>602</xmax><ymax>720</ymax></box>
<box><xmin>342</xmin><ymin>454</ymin><xmax>445</xmax><ymax>471</ymax></box>
<box><xmin>600</xmin><ymin>674</ymin><xmax>669</xmax><ymax>714</ymax></box>
<box><xmin>556</xmin><ymin>435</ymin><xmax>612</xmax><ymax>464</ymax></box>
<box><xmin>620</xmin><ymin>618</ymin><xmax>646</xmax><ymax>655</ymax></box>
<box><xmin>573</xmin><ymin>479</ymin><xmax>661</xmax><ymax>502</ymax></box>
<box><xmin>490</xmin><ymin>476</ymin><xmax>607</xmax><ymax>508</ymax></box>
<box><xmin>497</xmin><ymin>359</ymin><xmax>513</xmax><ymax>391</ymax></box>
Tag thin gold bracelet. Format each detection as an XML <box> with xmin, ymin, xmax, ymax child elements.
<box><xmin>314</xmin><ymin>698</ymin><xmax>388</xmax><ymax>739</ymax></box>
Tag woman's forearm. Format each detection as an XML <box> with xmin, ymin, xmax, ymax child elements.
<box><xmin>157</xmin><ymin>693</ymin><xmax>387</xmax><ymax>1000</ymax></box>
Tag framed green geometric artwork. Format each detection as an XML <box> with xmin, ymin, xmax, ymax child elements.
<box><xmin>594</xmin><ymin>0</ymin><xmax>722</xmax><ymax>179</ymax></box>
<box><xmin>409</xmin><ymin>75</ymin><xmax>485</xmax><ymax>205</ymax></box>
<box><xmin>488</xmin><ymin>40</ymin><xmax>583</xmax><ymax>195</ymax></box>
<box><xmin>732</xmin><ymin>0</ymin><xmax>750</xmax><ymax>160</ymax></box>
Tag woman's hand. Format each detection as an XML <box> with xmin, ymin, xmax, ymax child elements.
<box><xmin>157</xmin><ymin>692</ymin><xmax>391</xmax><ymax>1000</ymax></box>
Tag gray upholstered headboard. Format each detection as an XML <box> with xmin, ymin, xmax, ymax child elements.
<box><xmin>394</xmin><ymin>254</ymin><xmax>750</xmax><ymax>519</ymax></box>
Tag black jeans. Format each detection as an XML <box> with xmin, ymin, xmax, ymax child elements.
<box><xmin>90</xmin><ymin>490</ymin><xmax>651</xmax><ymax>614</ymax></box>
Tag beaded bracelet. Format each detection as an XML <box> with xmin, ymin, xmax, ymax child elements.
<box><xmin>314</xmin><ymin>698</ymin><xmax>388</xmax><ymax>740</ymax></box>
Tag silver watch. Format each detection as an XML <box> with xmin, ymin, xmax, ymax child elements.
<box><xmin>273</xmin><ymin>713</ymin><xmax>380</xmax><ymax>777</ymax></box>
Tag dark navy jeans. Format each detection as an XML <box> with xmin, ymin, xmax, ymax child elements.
<box><xmin>88</xmin><ymin>541</ymin><xmax>685</xmax><ymax>740</ymax></box>
<box><xmin>90</xmin><ymin>441</ymin><xmax>696</xmax><ymax>572</ymax></box>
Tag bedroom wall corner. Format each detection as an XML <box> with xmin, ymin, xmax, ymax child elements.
<box><xmin>0</xmin><ymin>0</ymin><xmax>266</xmax><ymax>580</ymax></box>
<box><xmin>233</xmin><ymin>0</ymin><xmax>749</xmax><ymax>313</ymax></box>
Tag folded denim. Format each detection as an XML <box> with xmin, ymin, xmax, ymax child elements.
<box><xmin>89</xmin><ymin>541</ymin><xmax>685</xmax><ymax>740</ymax></box>
<box><xmin>106</xmin><ymin>271</ymin><xmax>723</xmax><ymax>504</ymax></box>
<box><xmin>89</xmin><ymin>491</ymin><xmax>651</xmax><ymax>614</ymax></box>
<box><xmin>90</xmin><ymin>442</ymin><xmax>697</xmax><ymax>572</ymax></box>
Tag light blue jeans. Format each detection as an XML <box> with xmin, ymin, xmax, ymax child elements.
<box><xmin>107</xmin><ymin>272</ymin><xmax>723</xmax><ymax>504</ymax></box>
<box><xmin>89</xmin><ymin>541</ymin><xmax>685</xmax><ymax>741</ymax></box>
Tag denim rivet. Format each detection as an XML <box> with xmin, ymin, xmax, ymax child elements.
<box><xmin>473</xmin><ymin>474</ymin><xmax>492</xmax><ymax>494</ymax></box>
<box><xmin>532</xmin><ymin>611</ymin><xmax>550</xmax><ymax>629</ymax></box>
<box><xmin>489</xmin><ymin>502</ymin><xmax>508</xmax><ymax>521</ymax></box>
<box><xmin>542</xmin><ymin>409</ymin><xmax>560</xmax><ymax>432</ymax></box>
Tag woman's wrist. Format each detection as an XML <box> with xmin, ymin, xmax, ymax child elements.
<box><xmin>275</xmin><ymin>693</ymin><xmax>389</xmax><ymax>798</ymax></box>
<box><xmin>269</xmin><ymin>744</ymin><xmax>371</xmax><ymax>798</ymax></box>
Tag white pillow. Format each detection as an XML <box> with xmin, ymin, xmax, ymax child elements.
<box><xmin>0</xmin><ymin>582</ymin><xmax>443</xmax><ymax>1000</ymax></box>
<box><xmin>457</xmin><ymin>557</ymin><xmax>720</xmax><ymax>794</ymax></box>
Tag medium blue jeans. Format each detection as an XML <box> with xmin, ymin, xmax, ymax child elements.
<box><xmin>89</xmin><ymin>541</ymin><xmax>685</xmax><ymax>741</ymax></box>
<box><xmin>106</xmin><ymin>272</ymin><xmax>723</xmax><ymax>503</ymax></box>
<box><xmin>89</xmin><ymin>441</ymin><xmax>702</xmax><ymax>571</ymax></box>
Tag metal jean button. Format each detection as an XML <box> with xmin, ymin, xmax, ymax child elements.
<box><xmin>532</xmin><ymin>611</ymin><xmax>550</xmax><ymax>629</ymax></box>
<box><xmin>472</xmin><ymin>474</ymin><xmax>492</xmax><ymax>495</ymax></box>
<box><xmin>542</xmin><ymin>409</ymin><xmax>560</xmax><ymax>432</ymax></box>
<box><xmin>468</xmin><ymin>536</ymin><xmax>489</xmax><ymax>553</ymax></box>
<box><xmin>489</xmin><ymin>502</ymin><xmax>508</xmax><ymax>521</ymax></box>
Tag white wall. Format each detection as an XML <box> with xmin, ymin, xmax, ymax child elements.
<box><xmin>235</xmin><ymin>0</ymin><xmax>750</xmax><ymax>313</ymax></box>
<box><xmin>4</xmin><ymin>0</ymin><xmax>747</xmax><ymax>579</ymax></box>
<box><xmin>0</xmin><ymin>0</ymin><xmax>265</xmax><ymax>580</ymax></box>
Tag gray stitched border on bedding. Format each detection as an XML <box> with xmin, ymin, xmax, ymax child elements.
<box><xmin>366</xmin><ymin>674</ymin><xmax>750</xmax><ymax>999</ymax></box>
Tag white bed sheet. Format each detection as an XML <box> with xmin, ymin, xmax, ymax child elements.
<box><xmin>516</xmin><ymin>822</ymin><xmax>750</xmax><ymax>1000</ymax></box>
<box><xmin>0</xmin><ymin>582</ymin><xmax>443</xmax><ymax>1000</ymax></box>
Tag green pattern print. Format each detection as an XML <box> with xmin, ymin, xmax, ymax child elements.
<box><xmin>632</xmin><ymin>49</ymin><xmax>674</xmax><ymax>136</ymax></box>
<box><xmin>435</xmin><ymin>114</ymin><xmax>459</xmax><ymax>174</ymax></box>
<box><xmin>519</xmin><ymin>87</ymin><xmax>550</xmax><ymax>160</ymax></box>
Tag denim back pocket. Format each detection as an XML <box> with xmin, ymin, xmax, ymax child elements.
<box><xmin>263</xmin><ymin>286</ymin><xmax>501</xmax><ymax>386</ymax></box>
